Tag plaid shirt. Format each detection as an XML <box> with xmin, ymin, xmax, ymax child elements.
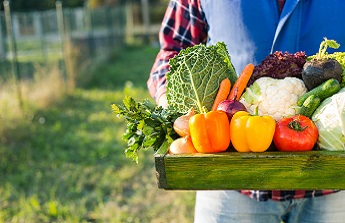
<box><xmin>148</xmin><ymin>0</ymin><xmax>339</xmax><ymax>201</ymax></box>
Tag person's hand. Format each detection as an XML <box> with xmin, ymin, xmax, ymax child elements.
<box><xmin>158</xmin><ymin>93</ymin><xmax>168</xmax><ymax>109</ymax></box>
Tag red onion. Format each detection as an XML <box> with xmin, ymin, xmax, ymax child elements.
<box><xmin>217</xmin><ymin>99</ymin><xmax>247</xmax><ymax>121</ymax></box>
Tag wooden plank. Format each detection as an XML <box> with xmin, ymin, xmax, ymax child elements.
<box><xmin>154</xmin><ymin>151</ymin><xmax>345</xmax><ymax>190</ymax></box>
<box><xmin>155</xmin><ymin>154</ymin><xmax>168</xmax><ymax>189</ymax></box>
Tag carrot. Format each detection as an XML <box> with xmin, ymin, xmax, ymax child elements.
<box><xmin>211</xmin><ymin>78</ymin><xmax>231</xmax><ymax>111</ymax></box>
<box><xmin>227</xmin><ymin>63</ymin><xmax>254</xmax><ymax>100</ymax></box>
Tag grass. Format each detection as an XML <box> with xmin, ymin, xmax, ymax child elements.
<box><xmin>0</xmin><ymin>45</ymin><xmax>196</xmax><ymax>222</ymax></box>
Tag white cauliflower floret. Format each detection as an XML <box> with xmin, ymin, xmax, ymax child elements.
<box><xmin>239</xmin><ymin>77</ymin><xmax>307</xmax><ymax>121</ymax></box>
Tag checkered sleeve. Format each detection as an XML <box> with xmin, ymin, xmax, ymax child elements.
<box><xmin>147</xmin><ymin>0</ymin><xmax>208</xmax><ymax>103</ymax></box>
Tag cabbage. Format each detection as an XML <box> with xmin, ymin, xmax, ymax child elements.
<box><xmin>311</xmin><ymin>88</ymin><xmax>345</xmax><ymax>151</ymax></box>
<box><xmin>166</xmin><ymin>42</ymin><xmax>238</xmax><ymax>114</ymax></box>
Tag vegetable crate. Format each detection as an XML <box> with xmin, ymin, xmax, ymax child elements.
<box><xmin>154</xmin><ymin>150</ymin><xmax>345</xmax><ymax>190</ymax></box>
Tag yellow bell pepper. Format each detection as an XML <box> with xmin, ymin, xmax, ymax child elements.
<box><xmin>189</xmin><ymin>110</ymin><xmax>230</xmax><ymax>153</ymax></box>
<box><xmin>230</xmin><ymin>111</ymin><xmax>276</xmax><ymax>152</ymax></box>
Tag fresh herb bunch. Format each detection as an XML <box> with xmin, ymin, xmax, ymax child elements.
<box><xmin>111</xmin><ymin>96</ymin><xmax>182</xmax><ymax>163</ymax></box>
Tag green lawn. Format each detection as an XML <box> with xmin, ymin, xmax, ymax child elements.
<box><xmin>0</xmin><ymin>45</ymin><xmax>195</xmax><ymax>222</ymax></box>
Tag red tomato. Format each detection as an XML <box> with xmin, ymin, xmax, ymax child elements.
<box><xmin>273</xmin><ymin>114</ymin><xmax>318</xmax><ymax>152</ymax></box>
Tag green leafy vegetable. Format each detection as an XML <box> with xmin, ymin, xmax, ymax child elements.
<box><xmin>240</xmin><ymin>81</ymin><xmax>262</xmax><ymax>104</ymax></box>
<box><xmin>315</xmin><ymin>37</ymin><xmax>340</xmax><ymax>60</ymax></box>
<box><xmin>111</xmin><ymin>96</ymin><xmax>181</xmax><ymax>163</ymax></box>
<box><xmin>312</xmin><ymin>87</ymin><xmax>345</xmax><ymax>151</ymax></box>
<box><xmin>166</xmin><ymin>42</ymin><xmax>238</xmax><ymax>114</ymax></box>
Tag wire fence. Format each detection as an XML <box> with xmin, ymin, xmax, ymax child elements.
<box><xmin>0</xmin><ymin>0</ymin><xmax>164</xmax><ymax>113</ymax></box>
<box><xmin>0</xmin><ymin>1</ymin><xmax>127</xmax><ymax>80</ymax></box>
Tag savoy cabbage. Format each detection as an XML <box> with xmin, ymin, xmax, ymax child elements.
<box><xmin>166</xmin><ymin>42</ymin><xmax>238</xmax><ymax>114</ymax></box>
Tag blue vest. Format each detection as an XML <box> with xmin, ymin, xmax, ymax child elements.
<box><xmin>200</xmin><ymin>0</ymin><xmax>345</xmax><ymax>74</ymax></box>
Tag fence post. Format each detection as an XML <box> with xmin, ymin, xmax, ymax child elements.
<box><xmin>106</xmin><ymin>7</ymin><xmax>114</xmax><ymax>54</ymax></box>
<box><xmin>84</xmin><ymin>3</ymin><xmax>95</xmax><ymax>57</ymax></box>
<box><xmin>56</xmin><ymin>0</ymin><xmax>67</xmax><ymax>92</ymax></box>
<box><xmin>0</xmin><ymin>16</ymin><xmax>5</xmax><ymax>59</ymax></box>
<box><xmin>125</xmin><ymin>2</ymin><xmax>134</xmax><ymax>43</ymax></box>
<box><xmin>3</xmin><ymin>0</ymin><xmax>23</xmax><ymax>111</ymax></box>
<box><xmin>56</xmin><ymin>0</ymin><xmax>75</xmax><ymax>94</ymax></box>
<box><xmin>33</xmin><ymin>12</ymin><xmax>47</xmax><ymax>62</ymax></box>
<box><xmin>141</xmin><ymin>0</ymin><xmax>150</xmax><ymax>41</ymax></box>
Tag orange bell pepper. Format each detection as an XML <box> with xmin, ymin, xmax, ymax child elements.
<box><xmin>230</xmin><ymin>110</ymin><xmax>276</xmax><ymax>152</ymax></box>
<box><xmin>189</xmin><ymin>110</ymin><xmax>230</xmax><ymax>153</ymax></box>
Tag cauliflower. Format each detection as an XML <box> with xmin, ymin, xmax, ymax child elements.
<box><xmin>239</xmin><ymin>77</ymin><xmax>307</xmax><ymax>121</ymax></box>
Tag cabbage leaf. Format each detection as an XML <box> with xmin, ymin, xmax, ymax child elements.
<box><xmin>240</xmin><ymin>81</ymin><xmax>262</xmax><ymax>104</ymax></box>
<box><xmin>166</xmin><ymin>42</ymin><xmax>238</xmax><ymax>114</ymax></box>
<box><xmin>312</xmin><ymin>87</ymin><xmax>345</xmax><ymax>151</ymax></box>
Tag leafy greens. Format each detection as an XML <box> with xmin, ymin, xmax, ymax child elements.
<box><xmin>248</xmin><ymin>51</ymin><xmax>307</xmax><ymax>86</ymax></box>
<box><xmin>112</xmin><ymin>97</ymin><xmax>181</xmax><ymax>163</ymax></box>
<box><xmin>166</xmin><ymin>42</ymin><xmax>238</xmax><ymax>114</ymax></box>
<box><xmin>312</xmin><ymin>87</ymin><xmax>345</xmax><ymax>151</ymax></box>
<box><xmin>112</xmin><ymin>42</ymin><xmax>237</xmax><ymax>162</ymax></box>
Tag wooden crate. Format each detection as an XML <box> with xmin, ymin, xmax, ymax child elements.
<box><xmin>154</xmin><ymin>150</ymin><xmax>345</xmax><ymax>190</ymax></box>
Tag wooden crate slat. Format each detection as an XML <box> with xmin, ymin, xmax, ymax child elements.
<box><xmin>154</xmin><ymin>151</ymin><xmax>345</xmax><ymax>190</ymax></box>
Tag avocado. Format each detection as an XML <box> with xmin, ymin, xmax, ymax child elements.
<box><xmin>302</xmin><ymin>58</ymin><xmax>343</xmax><ymax>90</ymax></box>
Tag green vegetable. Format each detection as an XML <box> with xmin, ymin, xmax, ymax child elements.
<box><xmin>298</xmin><ymin>95</ymin><xmax>321</xmax><ymax>118</ymax></box>
<box><xmin>240</xmin><ymin>80</ymin><xmax>262</xmax><ymax>104</ymax></box>
<box><xmin>312</xmin><ymin>87</ymin><xmax>345</xmax><ymax>151</ymax></box>
<box><xmin>111</xmin><ymin>96</ymin><xmax>181</xmax><ymax>163</ymax></box>
<box><xmin>297</xmin><ymin>78</ymin><xmax>340</xmax><ymax>106</ymax></box>
<box><xmin>314</xmin><ymin>38</ymin><xmax>340</xmax><ymax>60</ymax></box>
<box><xmin>308</xmin><ymin>38</ymin><xmax>345</xmax><ymax>87</ymax></box>
<box><xmin>166</xmin><ymin>42</ymin><xmax>238</xmax><ymax>114</ymax></box>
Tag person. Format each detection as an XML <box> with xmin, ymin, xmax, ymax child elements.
<box><xmin>148</xmin><ymin>0</ymin><xmax>345</xmax><ymax>222</ymax></box>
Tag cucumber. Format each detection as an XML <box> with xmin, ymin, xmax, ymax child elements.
<box><xmin>299</xmin><ymin>95</ymin><xmax>321</xmax><ymax>118</ymax></box>
<box><xmin>297</xmin><ymin>78</ymin><xmax>341</xmax><ymax>106</ymax></box>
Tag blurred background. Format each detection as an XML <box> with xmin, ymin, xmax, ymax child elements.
<box><xmin>0</xmin><ymin>0</ymin><xmax>195</xmax><ymax>222</ymax></box>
